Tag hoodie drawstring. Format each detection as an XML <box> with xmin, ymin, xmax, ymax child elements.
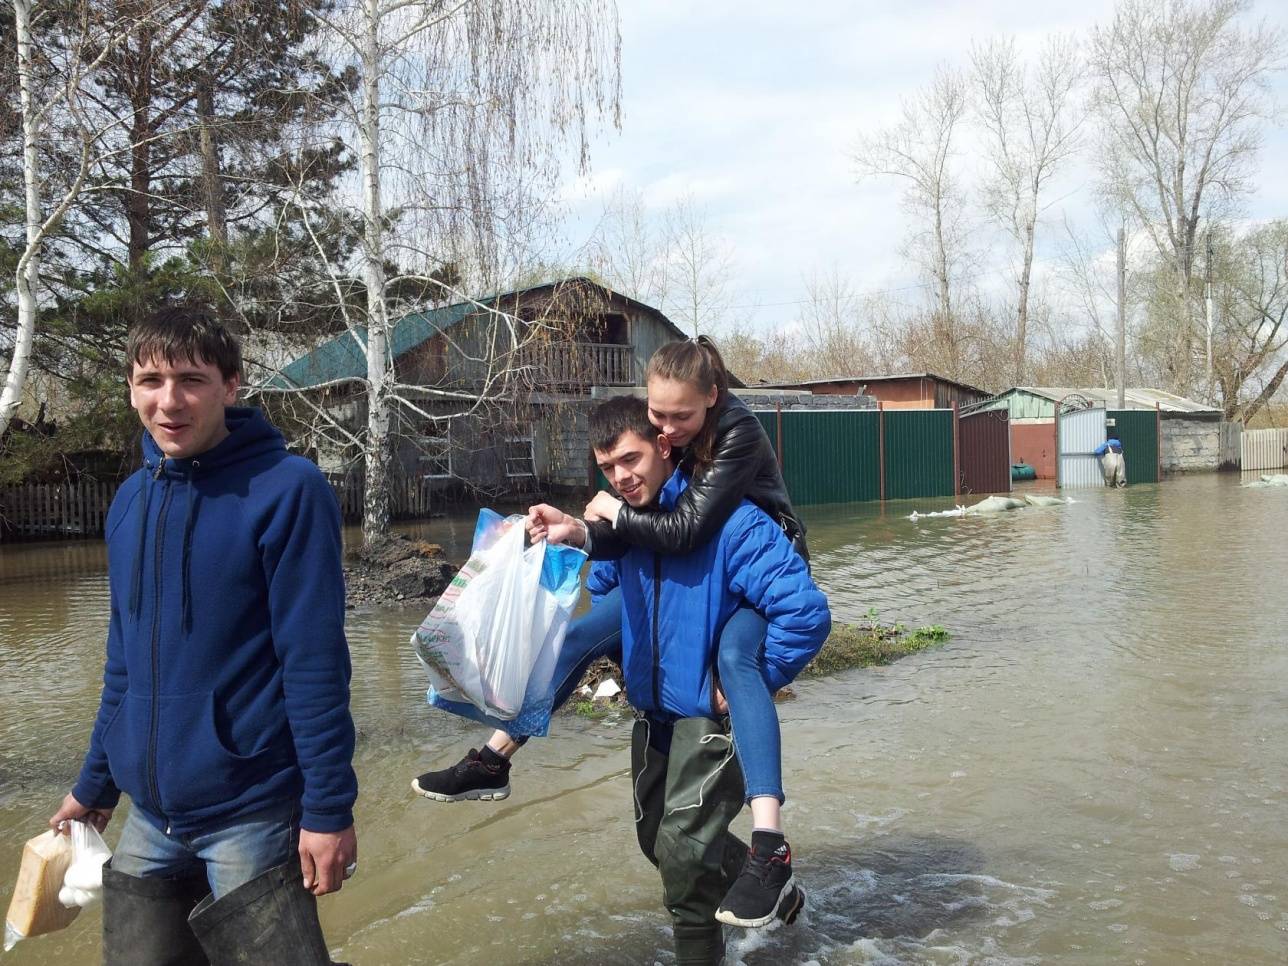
<box><xmin>129</xmin><ymin>471</ymin><xmax>152</xmax><ymax>619</ymax></box>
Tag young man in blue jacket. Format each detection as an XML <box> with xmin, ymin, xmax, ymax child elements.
<box><xmin>48</xmin><ymin>307</ymin><xmax>357</xmax><ymax>965</ymax></box>
<box><xmin>540</xmin><ymin>396</ymin><xmax>830</xmax><ymax>965</ymax></box>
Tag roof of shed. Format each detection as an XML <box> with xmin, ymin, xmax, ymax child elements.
<box><xmin>757</xmin><ymin>372</ymin><xmax>991</xmax><ymax>396</ymax></box>
<box><xmin>997</xmin><ymin>386</ymin><xmax>1219</xmax><ymax>413</ymax></box>
<box><xmin>261</xmin><ymin>277</ymin><xmax>687</xmax><ymax>391</ymax></box>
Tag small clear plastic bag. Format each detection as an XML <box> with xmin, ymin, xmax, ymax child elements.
<box><xmin>58</xmin><ymin>820</ymin><xmax>111</xmax><ymax>910</ymax></box>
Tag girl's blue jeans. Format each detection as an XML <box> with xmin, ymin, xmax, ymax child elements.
<box><xmin>515</xmin><ymin>589</ymin><xmax>782</xmax><ymax>804</ymax></box>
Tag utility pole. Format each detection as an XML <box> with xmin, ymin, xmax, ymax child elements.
<box><xmin>1205</xmin><ymin>230</ymin><xmax>1215</xmax><ymax>405</ymax></box>
<box><xmin>1116</xmin><ymin>225</ymin><xmax>1126</xmax><ymax>410</ymax></box>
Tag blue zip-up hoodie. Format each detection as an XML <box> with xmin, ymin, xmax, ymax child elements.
<box><xmin>586</xmin><ymin>468</ymin><xmax>830</xmax><ymax>719</ymax></box>
<box><xmin>71</xmin><ymin>407</ymin><xmax>357</xmax><ymax>836</ymax></box>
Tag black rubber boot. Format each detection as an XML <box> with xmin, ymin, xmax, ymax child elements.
<box><xmin>187</xmin><ymin>861</ymin><xmax>332</xmax><ymax>965</ymax></box>
<box><xmin>102</xmin><ymin>863</ymin><xmax>210</xmax><ymax>966</ymax></box>
<box><xmin>673</xmin><ymin>922</ymin><xmax>725</xmax><ymax>966</ymax></box>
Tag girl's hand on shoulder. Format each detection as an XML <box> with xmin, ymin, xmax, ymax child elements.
<box><xmin>584</xmin><ymin>491</ymin><xmax>623</xmax><ymax>525</ymax></box>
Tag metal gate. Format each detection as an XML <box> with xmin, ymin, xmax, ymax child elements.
<box><xmin>1106</xmin><ymin>410</ymin><xmax>1159</xmax><ymax>484</ymax></box>
<box><xmin>1057</xmin><ymin>405</ymin><xmax>1107</xmax><ymax>489</ymax></box>
<box><xmin>958</xmin><ymin>409</ymin><xmax>1012</xmax><ymax>494</ymax></box>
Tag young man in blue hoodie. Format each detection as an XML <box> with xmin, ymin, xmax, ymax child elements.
<box><xmin>535</xmin><ymin>396</ymin><xmax>830</xmax><ymax>965</ymax></box>
<box><xmin>48</xmin><ymin>307</ymin><xmax>357</xmax><ymax>965</ymax></box>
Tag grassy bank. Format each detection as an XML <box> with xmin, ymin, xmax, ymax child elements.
<box><xmin>567</xmin><ymin>616</ymin><xmax>949</xmax><ymax>717</ymax></box>
<box><xmin>799</xmin><ymin>618</ymin><xmax>950</xmax><ymax>677</ymax></box>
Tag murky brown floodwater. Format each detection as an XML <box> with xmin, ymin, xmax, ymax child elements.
<box><xmin>3</xmin><ymin>473</ymin><xmax>1287</xmax><ymax>964</ymax></box>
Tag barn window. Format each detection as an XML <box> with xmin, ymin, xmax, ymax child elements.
<box><xmin>504</xmin><ymin>437</ymin><xmax>536</xmax><ymax>478</ymax></box>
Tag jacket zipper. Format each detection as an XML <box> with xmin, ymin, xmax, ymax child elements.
<box><xmin>148</xmin><ymin>461</ymin><xmax>172</xmax><ymax>832</ymax></box>
<box><xmin>651</xmin><ymin>554</ymin><xmax>662</xmax><ymax>710</ymax></box>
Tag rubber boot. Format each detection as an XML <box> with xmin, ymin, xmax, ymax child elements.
<box><xmin>187</xmin><ymin>861</ymin><xmax>331</xmax><ymax>965</ymax></box>
<box><xmin>102</xmin><ymin>863</ymin><xmax>210</xmax><ymax>966</ymax></box>
<box><xmin>673</xmin><ymin>922</ymin><xmax>725</xmax><ymax>966</ymax></box>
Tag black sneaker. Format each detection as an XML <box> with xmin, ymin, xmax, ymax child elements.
<box><xmin>715</xmin><ymin>841</ymin><xmax>796</xmax><ymax>928</ymax></box>
<box><xmin>411</xmin><ymin>748</ymin><xmax>511</xmax><ymax>802</ymax></box>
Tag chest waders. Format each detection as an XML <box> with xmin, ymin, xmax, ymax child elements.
<box><xmin>631</xmin><ymin>715</ymin><xmax>749</xmax><ymax>966</ymax></box>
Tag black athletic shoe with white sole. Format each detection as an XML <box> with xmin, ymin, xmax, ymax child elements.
<box><xmin>715</xmin><ymin>840</ymin><xmax>797</xmax><ymax>928</ymax></box>
<box><xmin>411</xmin><ymin>748</ymin><xmax>511</xmax><ymax>802</ymax></box>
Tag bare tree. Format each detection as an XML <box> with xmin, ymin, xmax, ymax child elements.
<box><xmin>1055</xmin><ymin>215</ymin><xmax>1128</xmax><ymax>389</ymax></box>
<box><xmin>663</xmin><ymin>195</ymin><xmax>733</xmax><ymax>337</ymax></box>
<box><xmin>1210</xmin><ymin>221</ymin><xmax>1288</xmax><ymax>421</ymax></box>
<box><xmin>588</xmin><ymin>186</ymin><xmax>668</xmax><ymax>306</ymax></box>
<box><xmin>854</xmin><ymin>65</ymin><xmax>971</xmax><ymax>375</ymax></box>
<box><xmin>1088</xmin><ymin>0</ymin><xmax>1284</xmax><ymax>399</ymax></box>
<box><xmin>300</xmin><ymin>0</ymin><xmax>621</xmax><ymax>541</ymax></box>
<box><xmin>971</xmin><ymin>33</ymin><xmax>1083</xmax><ymax>384</ymax></box>
<box><xmin>797</xmin><ymin>267</ymin><xmax>874</xmax><ymax>377</ymax></box>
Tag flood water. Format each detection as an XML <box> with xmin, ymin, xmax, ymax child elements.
<box><xmin>2</xmin><ymin>473</ymin><xmax>1287</xmax><ymax>964</ymax></box>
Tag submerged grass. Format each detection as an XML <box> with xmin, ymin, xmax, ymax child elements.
<box><xmin>800</xmin><ymin>618</ymin><xmax>950</xmax><ymax>677</ymax></box>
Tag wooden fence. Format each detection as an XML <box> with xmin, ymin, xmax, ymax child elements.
<box><xmin>1</xmin><ymin>476</ymin><xmax>438</xmax><ymax>541</ymax></box>
<box><xmin>0</xmin><ymin>481</ymin><xmax>117</xmax><ymax>542</ymax></box>
<box><xmin>1241</xmin><ymin>427</ymin><xmax>1288</xmax><ymax>471</ymax></box>
<box><xmin>329</xmin><ymin>476</ymin><xmax>437</xmax><ymax>522</ymax></box>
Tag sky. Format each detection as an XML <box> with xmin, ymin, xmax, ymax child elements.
<box><xmin>556</xmin><ymin>0</ymin><xmax>1288</xmax><ymax>337</ymax></box>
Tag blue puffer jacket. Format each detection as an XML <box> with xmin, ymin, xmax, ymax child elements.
<box><xmin>71</xmin><ymin>408</ymin><xmax>357</xmax><ymax>836</ymax></box>
<box><xmin>586</xmin><ymin>468</ymin><xmax>830</xmax><ymax>719</ymax></box>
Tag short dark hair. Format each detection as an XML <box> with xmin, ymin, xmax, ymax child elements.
<box><xmin>126</xmin><ymin>306</ymin><xmax>242</xmax><ymax>380</ymax></box>
<box><xmin>589</xmin><ymin>395</ymin><xmax>656</xmax><ymax>454</ymax></box>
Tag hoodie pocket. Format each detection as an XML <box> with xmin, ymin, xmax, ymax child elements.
<box><xmin>154</xmin><ymin>691</ymin><xmax>288</xmax><ymax>815</ymax></box>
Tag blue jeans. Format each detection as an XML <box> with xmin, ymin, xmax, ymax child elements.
<box><xmin>716</xmin><ymin>606</ymin><xmax>781</xmax><ymax>803</ymax></box>
<box><xmin>515</xmin><ymin>590</ymin><xmax>782</xmax><ymax>804</ymax></box>
<box><xmin>110</xmin><ymin>802</ymin><xmax>298</xmax><ymax>900</ymax></box>
<box><xmin>513</xmin><ymin>587</ymin><xmax>624</xmax><ymax>743</ymax></box>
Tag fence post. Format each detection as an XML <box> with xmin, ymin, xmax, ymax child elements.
<box><xmin>1055</xmin><ymin>407</ymin><xmax>1062</xmax><ymax>489</ymax></box>
<box><xmin>952</xmin><ymin>401</ymin><xmax>960</xmax><ymax>497</ymax></box>
<box><xmin>775</xmin><ymin>401</ymin><xmax>783</xmax><ymax>469</ymax></box>
<box><xmin>878</xmin><ymin>401</ymin><xmax>886</xmax><ymax>502</ymax></box>
<box><xmin>1156</xmin><ymin>402</ymin><xmax>1162</xmax><ymax>481</ymax></box>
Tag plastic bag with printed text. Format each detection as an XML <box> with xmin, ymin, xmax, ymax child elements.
<box><xmin>411</xmin><ymin>509</ymin><xmax>585</xmax><ymax>737</ymax></box>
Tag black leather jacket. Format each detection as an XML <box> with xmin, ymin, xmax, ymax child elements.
<box><xmin>587</xmin><ymin>394</ymin><xmax>808</xmax><ymax>561</ymax></box>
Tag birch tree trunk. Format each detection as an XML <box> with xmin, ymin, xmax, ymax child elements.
<box><xmin>360</xmin><ymin>0</ymin><xmax>391</xmax><ymax>541</ymax></box>
<box><xmin>1</xmin><ymin>0</ymin><xmax>43</xmax><ymax>437</ymax></box>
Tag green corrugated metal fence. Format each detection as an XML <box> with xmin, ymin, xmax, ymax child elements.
<box><xmin>882</xmin><ymin>410</ymin><xmax>955</xmax><ymax>499</ymax></box>
<box><xmin>590</xmin><ymin>408</ymin><xmax>956</xmax><ymax>508</ymax></box>
<box><xmin>1107</xmin><ymin>410</ymin><xmax>1159</xmax><ymax>484</ymax></box>
<box><xmin>756</xmin><ymin>411</ymin><xmax>882</xmax><ymax>504</ymax></box>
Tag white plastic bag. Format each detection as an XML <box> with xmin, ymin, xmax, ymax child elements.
<box><xmin>412</xmin><ymin>509</ymin><xmax>584</xmax><ymax>727</ymax></box>
<box><xmin>58</xmin><ymin>821</ymin><xmax>111</xmax><ymax>910</ymax></box>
